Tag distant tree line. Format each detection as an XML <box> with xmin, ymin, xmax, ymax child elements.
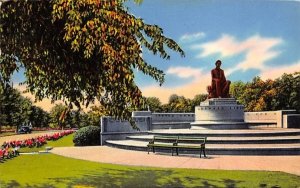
<box><xmin>230</xmin><ymin>72</ymin><xmax>300</xmax><ymax>112</ymax></box>
<box><xmin>0</xmin><ymin>83</ymin><xmax>106</xmax><ymax>132</ymax></box>
<box><xmin>0</xmin><ymin>83</ymin><xmax>49</xmax><ymax>132</ymax></box>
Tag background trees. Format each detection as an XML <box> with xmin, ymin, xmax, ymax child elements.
<box><xmin>272</xmin><ymin>73</ymin><xmax>300</xmax><ymax>112</ymax></box>
<box><xmin>0</xmin><ymin>83</ymin><xmax>50</xmax><ymax>132</ymax></box>
<box><xmin>230</xmin><ymin>72</ymin><xmax>300</xmax><ymax>112</ymax></box>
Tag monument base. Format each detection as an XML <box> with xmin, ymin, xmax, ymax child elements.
<box><xmin>191</xmin><ymin>98</ymin><xmax>248</xmax><ymax>130</ymax></box>
<box><xmin>191</xmin><ymin>121</ymin><xmax>248</xmax><ymax>130</ymax></box>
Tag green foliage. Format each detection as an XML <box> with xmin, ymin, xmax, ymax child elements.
<box><xmin>86</xmin><ymin>105</ymin><xmax>107</xmax><ymax>127</ymax></box>
<box><xmin>49</xmin><ymin>104</ymin><xmax>103</xmax><ymax>129</ymax></box>
<box><xmin>29</xmin><ymin>105</ymin><xmax>50</xmax><ymax>128</ymax></box>
<box><xmin>0</xmin><ymin>154</ymin><xmax>299</xmax><ymax>187</ymax></box>
<box><xmin>0</xmin><ymin>83</ymin><xmax>50</xmax><ymax>131</ymax></box>
<box><xmin>231</xmin><ymin>72</ymin><xmax>300</xmax><ymax>112</ymax></box>
<box><xmin>191</xmin><ymin>94</ymin><xmax>207</xmax><ymax>110</ymax></box>
<box><xmin>140</xmin><ymin>96</ymin><xmax>162</xmax><ymax>112</ymax></box>
<box><xmin>73</xmin><ymin>126</ymin><xmax>100</xmax><ymax>146</ymax></box>
<box><xmin>166</xmin><ymin>94</ymin><xmax>193</xmax><ymax>112</ymax></box>
<box><xmin>230</xmin><ymin>80</ymin><xmax>246</xmax><ymax>102</ymax></box>
<box><xmin>49</xmin><ymin>104</ymin><xmax>67</xmax><ymax>128</ymax></box>
<box><xmin>0</xmin><ymin>0</ymin><xmax>185</xmax><ymax>123</ymax></box>
<box><xmin>272</xmin><ymin>73</ymin><xmax>300</xmax><ymax>112</ymax></box>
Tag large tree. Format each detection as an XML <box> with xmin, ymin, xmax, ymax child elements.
<box><xmin>0</xmin><ymin>0</ymin><xmax>184</xmax><ymax>124</ymax></box>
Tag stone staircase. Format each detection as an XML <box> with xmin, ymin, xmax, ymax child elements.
<box><xmin>105</xmin><ymin>128</ymin><xmax>300</xmax><ymax>155</ymax></box>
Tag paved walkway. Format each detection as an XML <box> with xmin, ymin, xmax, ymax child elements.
<box><xmin>51</xmin><ymin>146</ymin><xmax>300</xmax><ymax>176</ymax></box>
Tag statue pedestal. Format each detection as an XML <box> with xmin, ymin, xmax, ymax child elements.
<box><xmin>191</xmin><ymin>98</ymin><xmax>248</xmax><ymax>129</ymax></box>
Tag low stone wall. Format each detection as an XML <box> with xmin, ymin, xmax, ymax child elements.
<box><xmin>244</xmin><ymin>111</ymin><xmax>277</xmax><ymax>122</ymax></box>
<box><xmin>244</xmin><ymin>110</ymin><xmax>298</xmax><ymax>128</ymax></box>
<box><xmin>100</xmin><ymin>116</ymin><xmax>151</xmax><ymax>145</ymax></box>
<box><xmin>152</xmin><ymin>113</ymin><xmax>195</xmax><ymax>123</ymax></box>
<box><xmin>151</xmin><ymin>122</ymin><xmax>191</xmax><ymax>129</ymax></box>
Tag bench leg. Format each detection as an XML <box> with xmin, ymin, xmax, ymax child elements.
<box><xmin>172</xmin><ymin>148</ymin><xmax>174</xmax><ymax>156</ymax></box>
<box><xmin>153</xmin><ymin>146</ymin><xmax>155</xmax><ymax>153</ymax></box>
<box><xmin>203</xmin><ymin>148</ymin><xmax>206</xmax><ymax>158</ymax></box>
<box><xmin>176</xmin><ymin>148</ymin><xmax>179</xmax><ymax>156</ymax></box>
<box><xmin>147</xmin><ymin>147</ymin><xmax>149</xmax><ymax>154</ymax></box>
<box><xmin>200</xmin><ymin>149</ymin><xmax>202</xmax><ymax>158</ymax></box>
<box><xmin>202</xmin><ymin>147</ymin><xmax>206</xmax><ymax>158</ymax></box>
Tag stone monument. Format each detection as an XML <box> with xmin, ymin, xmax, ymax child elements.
<box><xmin>191</xmin><ymin>60</ymin><xmax>248</xmax><ymax>129</ymax></box>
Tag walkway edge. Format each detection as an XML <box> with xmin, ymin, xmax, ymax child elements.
<box><xmin>50</xmin><ymin>146</ymin><xmax>300</xmax><ymax>176</ymax></box>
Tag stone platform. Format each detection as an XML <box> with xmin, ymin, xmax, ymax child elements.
<box><xmin>191</xmin><ymin>98</ymin><xmax>248</xmax><ymax>129</ymax></box>
<box><xmin>105</xmin><ymin>128</ymin><xmax>300</xmax><ymax>155</ymax></box>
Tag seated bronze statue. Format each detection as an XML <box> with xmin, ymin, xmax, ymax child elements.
<box><xmin>207</xmin><ymin>60</ymin><xmax>231</xmax><ymax>98</ymax></box>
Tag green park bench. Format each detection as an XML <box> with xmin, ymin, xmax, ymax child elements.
<box><xmin>147</xmin><ymin>135</ymin><xmax>179</xmax><ymax>156</ymax></box>
<box><xmin>147</xmin><ymin>135</ymin><xmax>207</xmax><ymax>158</ymax></box>
<box><xmin>174</xmin><ymin>136</ymin><xmax>206</xmax><ymax>158</ymax></box>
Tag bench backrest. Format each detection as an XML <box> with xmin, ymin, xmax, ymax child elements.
<box><xmin>153</xmin><ymin>136</ymin><xmax>178</xmax><ymax>143</ymax></box>
<box><xmin>152</xmin><ymin>136</ymin><xmax>206</xmax><ymax>144</ymax></box>
<box><xmin>177</xmin><ymin>136</ymin><xmax>206</xmax><ymax>144</ymax></box>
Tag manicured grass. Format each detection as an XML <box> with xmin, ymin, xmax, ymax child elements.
<box><xmin>0</xmin><ymin>154</ymin><xmax>299</xmax><ymax>188</ymax></box>
<box><xmin>18</xmin><ymin>133</ymin><xmax>75</xmax><ymax>153</ymax></box>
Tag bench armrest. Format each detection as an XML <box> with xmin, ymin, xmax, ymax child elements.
<box><xmin>148</xmin><ymin>140</ymin><xmax>154</xmax><ymax>144</ymax></box>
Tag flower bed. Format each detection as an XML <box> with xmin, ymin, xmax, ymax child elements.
<box><xmin>0</xmin><ymin>130</ymin><xmax>75</xmax><ymax>162</ymax></box>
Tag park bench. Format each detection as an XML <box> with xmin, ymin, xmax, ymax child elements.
<box><xmin>147</xmin><ymin>136</ymin><xmax>179</xmax><ymax>156</ymax></box>
<box><xmin>174</xmin><ymin>136</ymin><xmax>206</xmax><ymax>158</ymax></box>
<box><xmin>147</xmin><ymin>135</ymin><xmax>207</xmax><ymax>158</ymax></box>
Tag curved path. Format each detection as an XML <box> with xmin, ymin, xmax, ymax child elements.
<box><xmin>51</xmin><ymin>146</ymin><xmax>300</xmax><ymax>176</ymax></box>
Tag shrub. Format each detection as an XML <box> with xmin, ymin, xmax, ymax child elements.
<box><xmin>73</xmin><ymin>126</ymin><xmax>100</xmax><ymax>146</ymax></box>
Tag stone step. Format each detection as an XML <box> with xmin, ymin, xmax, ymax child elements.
<box><xmin>127</xmin><ymin>135</ymin><xmax>300</xmax><ymax>144</ymax></box>
<box><xmin>149</xmin><ymin>128</ymin><xmax>300</xmax><ymax>137</ymax></box>
<box><xmin>105</xmin><ymin>140</ymin><xmax>300</xmax><ymax>155</ymax></box>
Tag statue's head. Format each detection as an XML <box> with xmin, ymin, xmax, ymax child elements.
<box><xmin>215</xmin><ymin>60</ymin><xmax>222</xmax><ymax>68</ymax></box>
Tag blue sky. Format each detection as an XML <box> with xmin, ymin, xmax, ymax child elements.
<box><xmin>127</xmin><ymin>0</ymin><xmax>300</xmax><ymax>103</ymax></box>
<box><xmin>13</xmin><ymin>0</ymin><xmax>300</xmax><ymax>109</ymax></box>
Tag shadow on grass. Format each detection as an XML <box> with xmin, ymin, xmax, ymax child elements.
<box><xmin>1</xmin><ymin>168</ymin><xmax>283</xmax><ymax>188</ymax></box>
<box><xmin>53</xmin><ymin>168</ymin><xmax>245</xmax><ymax>188</ymax></box>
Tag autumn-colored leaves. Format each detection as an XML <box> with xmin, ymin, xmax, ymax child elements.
<box><xmin>0</xmin><ymin>0</ymin><xmax>184</xmax><ymax>122</ymax></box>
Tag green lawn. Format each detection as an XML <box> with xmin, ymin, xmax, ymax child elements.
<box><xmin>0</xmin><ymin>154</ymin><xmax>299</xmax><ymax>188</ymax></box>
<box><xmin>18</xmin><ymin>133</ymin><xmax>75</xmax><ymax>153</ymax></box>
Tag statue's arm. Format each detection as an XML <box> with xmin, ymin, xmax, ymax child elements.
<box><xmin>221</xmin><ymin>70</ymin><xmax>226</xmax><ymax>81</ymax></box>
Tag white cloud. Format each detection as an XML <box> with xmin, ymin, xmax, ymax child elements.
<box><xmin>179</xmin><ymin>32</ymin><xmax>206</xmax><ymax>43</ymax></box>
<box><xmin>260</xmin><ymin>60</ymin><xmax>300</xmax><ymax>80</ymax></box>
<box><xmin>192</xmin><ymin>34</ymin><xmax>245</xmax><ymax>57</ymax></box>
<box><xmin>192</xmin><ymin>34</ymin><xmax>283</xmax><ymax>73</ymax></box>
<box><xmin>166</xmin><ymin>66</ymin><xmax>202</xmax><ymax>79</ymax></box>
